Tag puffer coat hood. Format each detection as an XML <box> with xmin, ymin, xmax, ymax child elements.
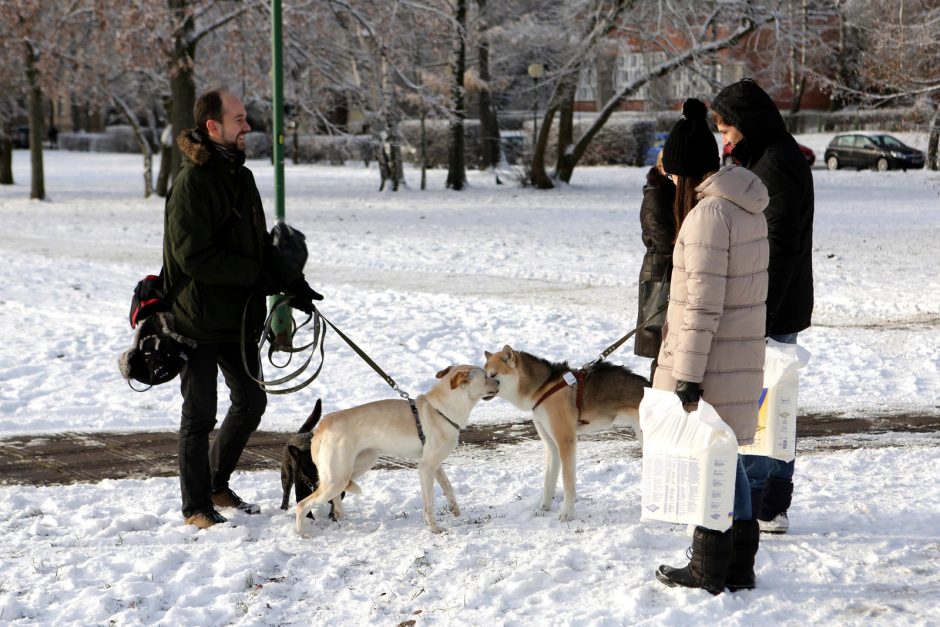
<box><xmin>653</xmin><ymin>165</ymin><xmax>769</xmax><ymax>443</ymax></box>
<box><xmin>696</xmin><ymin>161</ymin><xmax>769</xmax><ymax>215</ymax></box>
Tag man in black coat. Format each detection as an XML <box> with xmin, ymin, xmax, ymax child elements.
<box><xmin>165</xmin><ymin>88</ymin><xmax>323</xmax><ymax>529</ymax></box>
<box><xmin>711</xmin><ymin>78</ymin><xmax>814</xmax><ymax>535</ymax></box>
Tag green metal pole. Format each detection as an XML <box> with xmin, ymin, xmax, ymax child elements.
<box><xmin>268</xmin><ymin>0</ymin><xmax>292</xmax><ymax>348</ymax></box>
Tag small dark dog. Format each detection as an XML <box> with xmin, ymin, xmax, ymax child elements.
<box><xmin>279</xmin><ymin>399</ymin><xmax>341</xmax><ymax>520</ymax></box>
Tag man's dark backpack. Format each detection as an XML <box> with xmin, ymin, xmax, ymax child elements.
<box><xmin>119</xmin><ymin>271</ymin><xmax>195</xmax><ymax>390</ymax></box>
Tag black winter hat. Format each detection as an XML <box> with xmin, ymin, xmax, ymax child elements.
<box><xmin>661</xmin><ymin>98</ymin><xmax>719</xmax><ymax>178</ymax></box>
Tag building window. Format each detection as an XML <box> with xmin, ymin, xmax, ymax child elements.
<box><xmin>614</xmin><ymin>51</ymin><xmax>666</xmax><ymax>99</ymax></box>
<box><xmin>670</xmin><ymin>63</ymin><xmax>723</xmax><ymax>99</ymax></box>
<box><xmin>577</xmin><ymin>65</ymin><xmax>596</xmax><ymax>103</ymax></box>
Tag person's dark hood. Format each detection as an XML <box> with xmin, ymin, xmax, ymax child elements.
<box><xmin>711</xmin><ymin>79</ymin><xmax>788</xmax><ymax>162</ymax></box>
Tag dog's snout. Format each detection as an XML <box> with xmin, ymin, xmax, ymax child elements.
<box><xmin>482</xmin><ymin>376</ymin><xmax>500</xmax><ymax>400</ymax></box>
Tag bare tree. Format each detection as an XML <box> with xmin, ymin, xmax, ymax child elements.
<box><xmin>519</xmin><ymin>1</ymin><xmax>774</xmax><ymax>188</ymax></box>
<box><xmin>809</xmin><ymin>0</ymin><xmax>940</xmax><ymax>167</ymax></box>
<box><xmin>0</xmin><ymin>48</ymin><xmax>24</xmax><ymax>185</ymax></box>
<box><xmin>475</xmin><ymin>0</ymin><xmax>502</xmax><ymax>176</ymax></box>
<box><xmin>446</xmin><ymin>0</ymin><xmax>469</xmax><ymax>190</ymax></box>
<box><xmin>0</xmin><ymin>0</ymin><xmax>102</xmax><ymax>199</ymax></box>
<box><xmin>162</xmin><ymin>0</ymin><xmax>252</xmax><ymax>191</ymax></box>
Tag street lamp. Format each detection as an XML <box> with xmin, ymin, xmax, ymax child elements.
<box><xmin>527</xmin><ymin>63</ymin><xmax>544</xmax><ymax>150</ymax></box>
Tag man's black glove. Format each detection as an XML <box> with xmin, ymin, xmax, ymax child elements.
<box><xmin>287</xmin><ymin>277</ymin><xmax>323</xmax><ymax>314</ymax></box>
<box><xmin>675</xmin><ymin>380</ymin><xmax>702</xmax><ymax>410</ymax></box>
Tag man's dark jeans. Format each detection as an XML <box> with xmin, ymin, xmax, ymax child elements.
<box><xmin>179</xmin><ymin>341</ymin><xmax>266</xmax><ymax>517</ymax></box>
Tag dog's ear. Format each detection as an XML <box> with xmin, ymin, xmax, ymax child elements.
<box><xmin>484</xmin><ymin>350</ymin><xmax>493</xmax><ymax>359</ymax></box>
<box><xmin>500</xmin><ymin>345</ymin><xmax>516</xmax><ymax>367</ymax></box>
<box><xmin>436</xmin><ymin>365</ymin><xmax>453</xmax><ymax>379</ymax></box>
<box><xmin>450</xmin><ymin>370</ymin><xmax>470</xmax><ymax>389</ymax></box>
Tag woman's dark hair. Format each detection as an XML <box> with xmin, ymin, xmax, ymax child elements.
<box><xmin>672</xmin><ymin>174</ymin><xmax>706</xmax><ymax>239</ymax></box>
<box><xmin>194</xmin><ymin>89</ymin><xmax>226</xmax><ymax>133</ymax></box>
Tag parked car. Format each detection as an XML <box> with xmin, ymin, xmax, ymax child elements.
<box><xmin>643</xmin><ymin>132</ymin><xmax>669</xmax><ymax>166</ymax></box>
<box><xmin>823</xmin><ymin>133</ymin><xmax>924</xmax><ymax>171</ymax></box>
<box><xmin>722</xmin><ymin>141</ymin><xmax>815</xmax><ymax>167</ymax></box>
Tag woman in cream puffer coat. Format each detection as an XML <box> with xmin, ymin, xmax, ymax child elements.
<box><xmin>652</xmin><ymin>164</ymin><xmax>769</xmax><ymax>444</ymax></box>
<box><xmin>652</xmin><ymin>98</ymin><xmax>769</xmax><ymax>596</ymax></box>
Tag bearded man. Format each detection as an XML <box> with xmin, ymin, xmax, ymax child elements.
<box><xmin>163</xmin><ymin>88</ymin><xmax>322</xmax><ymax>528</ymax></box>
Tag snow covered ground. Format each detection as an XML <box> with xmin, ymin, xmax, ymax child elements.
<box><xmin>0</xmin><ymin>144</ymin><xmax>939</xmax><ymax>625</ymax></box>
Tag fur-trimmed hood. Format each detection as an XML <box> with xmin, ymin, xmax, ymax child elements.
<box><xmin>176</xmin><ymin>129</ymin><xmax>245</xmax><ymax>167</ymax></box>
<box><xmin>176</xmin><ymin>129</ymin><xmax>211</xmax><ymax>165</ymax></box>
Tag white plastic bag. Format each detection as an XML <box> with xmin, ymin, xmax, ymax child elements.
<box><xmin>739</xmin><ymin>339</ymin><xmax>811</xmax><ymax>461</ymax></box>
<box><xmin>639</xmin><ymin>388</ymin><xmax>737</xmax><ymax>532</ymax></box>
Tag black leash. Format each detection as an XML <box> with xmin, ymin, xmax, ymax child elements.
<box><xmin>240</xmin><ymin>295</ymin><xmax>455</xmax><ymax>447</ymax></box>
<box><xmin>596</xmin><ymin>297</ymin><xmax>669</xmax><ymax>361</ymax></box>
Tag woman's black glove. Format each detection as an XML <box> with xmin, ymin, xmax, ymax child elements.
<box><xmin>287</xmin><ymin>277</ymin><xmax>323</xmax><ymax>314</ymax></box>
<box><xmin>675</xmin><ymin>380</ymin><xmax>702</xmax><ymax>411</ymax></box>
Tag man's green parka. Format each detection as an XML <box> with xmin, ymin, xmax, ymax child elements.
<box><xmin>163</xmin><ymin>130</ymin><xmax>301</xmax><ymax>343</ymax></box>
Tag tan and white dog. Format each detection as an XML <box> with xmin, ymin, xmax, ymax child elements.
<box><xmin>295</xmin><ymin>365</ymin><xmax>499</xmax><ymax>534</ymax></box>
<box><xmin>484</xmin><ymin>345</ymin><xmax>647</xmax><ymax>521</ymax></box>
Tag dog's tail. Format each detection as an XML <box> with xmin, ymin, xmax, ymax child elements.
<box><xmin>345</xmin><ymin>480</ymin><xmax>363</xmax><ymax>495</ymax></box>
<box><xmin>297</xmin><ymin>399</ymin><xmax>322</xmax><ymax>433</ymax></box>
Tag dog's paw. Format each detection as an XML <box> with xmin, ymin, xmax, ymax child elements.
<box><xmin>558</xmin><ymin>508</ymin><xmax>575</xmax><ymax>522</ymax></box>
<box><xmin>449</xmin><ymin>504</ymin><xmax>461</xmax><ymax>517</ymax></box>
<box><xmin>428</xmin><ymin>524</ymin><xmax>444</xmax><ymax>534</ymax></box>
<box><xmin>538</xmin><ymin>500</ymin><xmax>552</xmax><ymax>512</ymax></box>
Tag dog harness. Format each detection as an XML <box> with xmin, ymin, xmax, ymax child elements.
<box><xmin>531</xmin><ymin>369</ymin><xmax>589</xmax><ymax>424</ymax></box>
<box><xmin>409</xmin><ymin>399</ymin><xmax>461</xmax><ymax>447</ymax></box>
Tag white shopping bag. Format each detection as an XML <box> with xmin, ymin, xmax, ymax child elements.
<box><xmin>739</xmin><ymin>339</ymin><xmax>811</xmax><ymax>461</ymax></box>
<box><xmin>639</xmin><ymin>388</ymin><xmax>737</xmax><ymax>531</ymax></box>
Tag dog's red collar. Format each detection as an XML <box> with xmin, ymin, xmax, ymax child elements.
<box><xmin>532</xmin><ymin>370</ymin><xmax>587</xmax><ymax>412</ymax></box>
<box><xmin>532</xmin><ymin>379</ymin><xmax>568</xmax><ymax>411</ymax></box>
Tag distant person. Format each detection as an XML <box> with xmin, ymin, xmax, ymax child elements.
<box><xmin>634</xmin><ymin>150</ymin><xmax>675</xmax><ymax>380</ymax></box>
<box><xmin>163</xmin><ymin>88</ymin><xmax>323</xmax><ymax>529</ymax></box>
<box><xmin>652</xmin><ymin>98</ymin><xmax>768</xmax><ymax>594</ymax></box>
<box><xmin>711</xmin><ymin>78</ymin><xmax>815</xmax><ymax>535</ymax></box>
<box><xmin>48</xmin><ymin>125</ymin><xmax>58</xmax><ymax>150</ymax></box>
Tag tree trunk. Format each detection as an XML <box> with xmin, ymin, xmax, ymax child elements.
<box><xmin>554</xmin><ymin>83</ymin><xmax>577</xmax><ymax>183</ymax></box>
<box><xmin>25</xmin><ymin>44</ymin><xmax>45</xmax><ymax>200</ymax></box>
<box><xmin>0</xmin><ymin>123</ymin><xmax>12</xmax><ymax>185</ymax></box>
<box><xmin>927</xmin><ymin>106</ymin><xmax>940</xmax><ymax>171</ymax></box>
<box><xmin>446</xmin><ymin>0</ymin><xmax>468</xmax><ymax>191</ymax></box>
<box><xmin>420</xmin><ymin>112</ymin><xmax>427</xmax><ymax>191</ymax></box>
<box><xmin>168</xmin><ymin>0</ymin><xmax>196</xmax><ymax>189</ymax></box>
<box><xmin>112</xmin><ymin>93</ymin><xmax>154</xmax><ymax>198</ymax></box>
<box><xmin>476</xmin><ymin>0</ymin><xmax>501</xmax><ymax>173</ymax></box>
<box><xmin>789</xmin><ymin>76</ymin><xmax>806</xmax><ymax>115</ymax></box>
<box><xmin>529</xmin><ymin>104</ymin><xmax>558</xmax><ymax>189</ymax></box>
<box><xmin>553</xmin><ymin>73</ymin><xmax>585</xmax><ymax>184</ymax></box>
<box><xmin>383</xmin><ymin>61</ymin><xmax>404</xmax><ymax>191</ymax></box>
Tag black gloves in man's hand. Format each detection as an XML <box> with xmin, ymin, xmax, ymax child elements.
<box><xmin>675</xmin><ymin>380</ymin><xmax>702</xmax><ymax>411</ymax></box>
<box><xmin>287</xmin><ymin>277</ymin><xmax>323</xmax><ymax>314</ymax></box>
